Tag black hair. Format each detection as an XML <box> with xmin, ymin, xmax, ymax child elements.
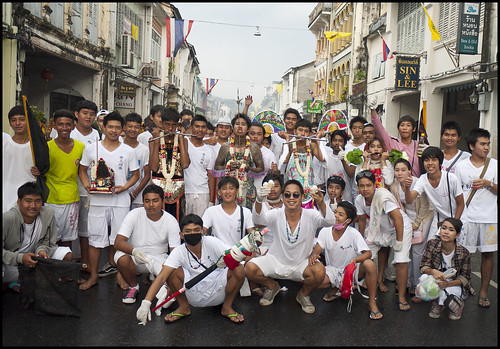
<box><xmin>8</xmin><ymin>106</ymin><xmax>25</xmax><ymax>120</ymax></box>
<box><xmin>124</xmin><ymin>112</ymin><xmax>142</xmax><ymax>125</ymax></box>
<box><xmin>217</xmin><ymin>176</ymin><xmax>239</xmax><ymax>190</ymax></box>
<box><xmin>191</xmin><ymin>114</ymin><xmax>208</xmax><ymax>126</ymax></box>
<box><xmin>142</xmin><ymin>184</ymin><xmax>164</xmax><ymax>200</ymax></box>
<box><xmin>264</xmin><ymin>136</ymin><xmax>272</xmax><ymax>145</ymax></box>
<box><xmin>337</xmin><ymin>201</ymin><xmax>357</xmax><ymax>224</ymax></box>
<box><xmin>349</xmin><ymin>116</ymin><xmax>368</xmax><ymax>129</ymax></box>
<box><xmin>180</xmin><ymin>109</ymin><xmax>194</xmax><ymax>118</ymax></box>
<box><xmin>282</xmin><ymin>179</ymin><xmax>304</xmax><ymax>195</ymax></box>
<box><xmin>294</xmin><ymin>118</ymin><xmax>312</xmax><ymax>131</ymax></box>
<box><xmin>103</xmin><ymin>111</ymin><xmax>124</xmax><ymax>127</ymax></box>
<box><xmin>17</xmin><ymin>181</ymin><xmax>42</xmax><ymax>200</ymax></box>
<box><xmin>75</xmin><ymin>100</ymin><xmax>97</xmax><ymax>113</ymax></box>
<box><xmin>53</xmin><ymin>109</ymin><xmax>75</xmax><ymax>123</ymax></box>
<box><xmin>397</xmin><ymin>115</ymin><xmax>417</xmax><ymax>130</ymax></box>
<box><xmin>231</xmin><ymin>113</ymin><xmax>251</xmax><ymax>128</ymax></box>
<box><xmin>207</xmin><ymin>121</ymin><xmax>215</xmax><ymax>131</ymax></box>
<box><xmin>263</xmin><ymin>173</ymin><xmax>284</xmax><ymax>189</ymax></box>
<box><xmin>465</xmin><ymin>128</ymin><xmax>490</xmax><ymax>152</ymax></box>
<box><xmin>149</xmin><ymin>105</ymin><xmax>164</xmax><ymax>117</ymax></box>
<box><xmin>441</xmin><ymin>217</ymin><xmax>463</xmax><ymax>235</ymax></box>
<box><xmin>366</xmin><ymin>136</ymin><xmax>387</xmax><ymax>152</ymax></box>
<box><xmin>327</xmin><ymin>175</ymin><xmax>346</xmax><ymax>191</ymax></box>
<box><xmin>249</xmin><ymin>122</ymin><xmax>265</xmax><ymax>135</ymax></box>
<box><xmin>180</xmin><ymin>214</ymin><xmax>204</xmax><ymax>231</ymax></box>
<box><xmin>283</xmin><ymin>108</ymin><xmax>302</xmax><ymax>121</ymax></box>
<box><xmin>329</xmin><ymin>129</ymin><xmax>348</xmax><ymax>144</ymax></box>
<box><xmin>421</xmin><ymin>146</ymin><xmax>444</xmax><ymax>166</ymax></box>
<box><xmin>355</xmin><ymin>170</ymin><xmax>376</xmax><ymax>184</ymax></box>
<box><xmin>441</xmin><ymin>120</ymin><xmax>462</xmax><ymax>137</ymax></box>
<box><xmin>161</xmin><ymin>107</ymin><xmax>180</xmax><ymax>123</ymax></box>
<box><xmin>394</xmin><ymin>158</ymin><xmax>412</xmax><ymax>171</ymax></box>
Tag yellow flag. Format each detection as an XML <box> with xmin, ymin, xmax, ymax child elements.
<box><xmin>420</xmin><ymin>3</ymin><xmax>441</xmax><ymax>41</ymax></box>
<box><xmin>276</xmin><ymin>84</ymin><xmax>283</xmax><ymax>95</ymax></box>
<box><xmin>131</xmin><ymin>24</ymin><xmax>139</xmax><ymax>41</ymax></box>
<box><xmin>325</xmin><ymin>31</ymin><xmax>352</xmax><ymax>42</ymax></box>
<box><xmin>329</xmin><ymin>85</ymin><xmax>335</xmax><ymax>96</ymax></box>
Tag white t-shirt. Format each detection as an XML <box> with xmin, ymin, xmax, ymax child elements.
<box><xmin>312</xmin><ymin>142</ymin><xmax>329</xmax><ymax>186</ymax></box>
<box><xmin>319</xmin><ymin>146</ymin><xmax>354</xmax><ymax>203</ymax></box>
<box><xmin>80</xmin><ymin>141</ymin><xmax>139</xmax><ymax>207</ymax></box>
<box><xmin>184</xmin><ymin>138</ymin><xmax>215</xmax><ymax>194</ymax></box>
<box><xmin>454</xmin><ymin>157</ymin><xmax>497</xmax><ymax>223</ymax></box>
<box><xmin>270</xmin><ymin>133</ymin><xmax>285</xmax><ymax>162</ymax></box>
<box><xmin>355</xmin><ymin>193</ymin><xmax>412</xmax><ymax>236</ymax></box>
<box><xmin>441</xmin><ymin>150</ymin><xmax>471</xmax><ymax>174</ymax></box>
<box><xmin>344</xmin><ymin>139</ymin><xmax>365</xmax><ymax>153</ymax></box>
<box><xmin>164</xmin><ymin>236</ymin><xmax>229</xmax><ymax>274</ymax></box>
<box><xmin>116</xmin><ymin>207</ymin><xmax>181</xmax><ymax>255</ymax></box>
<box><xmin>413</xmin><ymin>171</ymin><xmax>467</xmax><ymax>223</ymax></box>
<box><xmin>202</xmin><ymin>204</ymin><xmax>254</xmax><ymax>246</ymax></box>
<box><xmin>71</xmin><ymin>128</ymin><xmax>100</xmax><ymax>197</ymax></box>
<box><xmin>317</xmin><ymin>226</ymin><xmax>369</xmax><ymax>269</ymax></box>
<box><xmin>252</xmin><ymin>205</ymin><xmax>335</xmax><ymax>266</ymax></box>
<box><xmin>2</xmin><ymin>138</ymin><xmax>36</xmax><ymax>213</ymax></box>
<box><xmin>397</xmin><ymin>179</ymin><xmax>417</xmax><ymax>221</ymax></box>
<box><xmin>253</xmin><ymin>200</ymin><xmax>284</xmax><ymax>250</ymax></box>
<box><xmin>137</xmin><ymin>131</ymin><xmax>152</xmax><ymax>147</ymax></box>
<box><xmin>127</xmin><ymin>142</ymin><xmax>150</xmax><ymax>205</ymax></box>
<box><xmin>254</xmin><ymin>146</ymin><xmax>277</xmax><ymax>191</ymax></box>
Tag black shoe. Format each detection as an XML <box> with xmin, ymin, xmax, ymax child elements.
<box><xmin>98</xmin><ymin>262</ymin><xmax>118</xmax><ymax>277</ymax></box>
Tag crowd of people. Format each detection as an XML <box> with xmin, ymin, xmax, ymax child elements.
<box><xmin>2</xmin><ymin>95</ymin><xmax>497</xmax><ymax>324</ymax></box>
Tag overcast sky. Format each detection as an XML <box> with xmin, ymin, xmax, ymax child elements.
<box><xmin>171</xmin><ymin>2</ymin><xmax>318</xmax><ymax>106</ymax></box>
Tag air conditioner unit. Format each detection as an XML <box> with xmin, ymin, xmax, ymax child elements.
<box><xmin>120</xmin><ymin>34</ymin><xmax>134</xmax><ymax>68</ymax></box>
<box><xmin>142</xmin><ymin>63</ymin><xmax>154</xmax><ymax>77</ymax></box>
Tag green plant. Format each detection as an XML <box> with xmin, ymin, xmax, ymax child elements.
<box><xmin>353</xmin><ymin>69</ymin><xmax>366</xmax><ymax>83</ymax></box>
<box><xmin>339</xmin><ymin>85</ymin><xmax>348</xmax><ymax>102</ymax></box>
<box><xmin>168</xmin><ymin>61</ymin><xmax>175</xmax><ymax>74</ymax></box>
<box><xmin>30</xmin><ymin>105</ymin><xmax>46</xmax><ymax>124</ymax></box>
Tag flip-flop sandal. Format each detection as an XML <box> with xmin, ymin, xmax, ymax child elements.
<box><xmin>369</xmin><ymin>310</ymin><xmax>383</xmax><ymax>320</ymax></box>
<box><xmin>323</xmin><ymin>292</ymin><xmax>339</xmax><ymax>302</ymax></box>
<box><xmin>222</xmin><ymin>312</ymin><xmax>244</xmax><ymax>324</ymax></box>
<box><xmin>478</xmin><ymin>297</ymin><xmax>491</xmax><ymax>308</ymax></box>
<box><xmin>164</xmin><ymin>312</ymin><xmax>191</xmax><ymax>323</ymax></box>
<box><xmin>397</xmin><ymin>301</ymin><xmax>411</xmax><ymax>311</ymax></box>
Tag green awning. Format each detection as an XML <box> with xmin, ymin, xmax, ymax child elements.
<box><xmin>441</xmin><ymin>81</ymin><xmax>476</xmax><ymax>93</ymax></box>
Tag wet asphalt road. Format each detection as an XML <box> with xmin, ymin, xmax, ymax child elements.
<box><xmin>2</xmin><ymin>249</ymin><xmax>497</xmax><ymax>346</ymax></box>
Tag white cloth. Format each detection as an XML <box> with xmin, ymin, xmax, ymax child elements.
<box><xmin>311</xmin><ymin>142</ymin><xmax>329</xmax><ymax>186</ymax></box>
<box><xmin>254</xmin><ymin>146</ymin><xmax>277</xmax><ymax>191</ymax></box>
<box><xmin>127</xmin><ymin>142</ymin><xmax>150</xmax><ymax>205</ymax></box>
<box><xmin>202</xmin><ymin>205</ymin><xmax>254</xmax><ymax>246</ymax></box>
<box><xmin>344</xmin><ymin>142</ymin><xmax>366</xmax><ymax>202</ymax></box>
<box><xmin>115</xmin><ymin>207</ymin><xmax>181</xmax><ymax>256</ymax></box>
<box><xmin>80</xmin><ymin>141</ymin><xmax>139</xmax><ymax>208</ymax></box>
<box><xmin>2</xmin><ymin>138</ymin><xmax>36</xmax><ymax>213</ymax></box>
<box><xmin>270</xmin><ymin>133</ymin><xmax>285</xmax><ymax>162</ymax></box>
<box><xmin>137</xmin><ymin>131</ymin><xmax>153</xmax><ymax>147</ymax></box>
<box><xmin>317</xmin><ymin>226</ymin><xmax>369</xmax><ymax>270</ymax></box>
<box><xmin>344</xmin><ymin>140</ymin><xmax>366</xmax><ymax>153</ymax></box>
<box><xmin>184</xmin><ymin>138</ymin><xmax>215</xmax><ymax>194</ymax></box>
<box><xmin>413</xmin><ymin>171</ymin><xmax>467</xmax><ymax>223</ymax></box>
<box><xmin>441</xmin><ymin>150</ymin><xmax>471</xmax><ymax>174</ymax></box>
<box><xmin>454</xmin><ymin>157</ymin><xmax>497</xmax><ymax>223</ymax></box>
<box><xmin>71</xmin><ymin>128</ymin><xmax>100</xmax><ymax>198</ymax></box>
<box><xmin>252</xmin><ymin>205</ymin><xmax>335</xmax><ymax>266</ymax></box>
<box><xmin>319</xmin><ymin>146</ymin><xmax>354</xmax><ymax>203</ymax></box>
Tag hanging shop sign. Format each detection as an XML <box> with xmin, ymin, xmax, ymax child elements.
<box><xmin>117</xmin><ymin>83</ymin><xmax>136</xmax><ymax>96</ymax></box>
<box><xmin>307</xmin><ymin>100</ymin><xmax>323</xmax><ymax>114</ymax></box>
<box><xmin>114</xmin><ymin>94</ymin><xmax>135</xmax><ymax>109</ymax></box>
<box><xmin>457</xmin><ymin>3</ymin><xmax>481</xmax><ymax>54</ymax></box>
<box><xmin>395</xmin><ymin>56</ymin><xmax>420</xmax><ymax>91</ymax></box>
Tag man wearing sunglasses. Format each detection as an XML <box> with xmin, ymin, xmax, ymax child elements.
<box><xmin>247</xmin><ymin>179</ymin><xmax>335</xmax><ymax>314</ymax></box>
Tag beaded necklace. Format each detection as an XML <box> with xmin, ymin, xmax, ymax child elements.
<box><xmin>160</xmin><ymin>132</ymin><xmax>179</xmax><ymax>196</ymax></box>
<box><xmin>226</xmin><ymin>135</ymin><xmax>251</xmax><ymax>203</ymax></box>
<box><xmin>285</xmin><ymin>217</ymin><xmax>301</xmax><ymax>244</ymax></box>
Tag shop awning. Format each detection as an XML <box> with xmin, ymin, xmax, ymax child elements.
<box><xmin>441</xmin><ymin>81</ymin><xmax>476</xmax><ymax>93</ymax></box>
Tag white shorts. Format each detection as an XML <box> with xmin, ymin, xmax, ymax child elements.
<box><xmin>249</xmin><ymin>254</ymin><xmax>308</xmax><ymax>282</ymax></box>
<box><xmin>463</xmin><ymin>223</ymin><xmax>497</xmax><ymax>253</ymax></box>
<box><xmin>113</xmin><ymin>250</ymin><xmax>167</xmax><ymax>276</ymax></box>
<box><xmin>325</xmin><ymin>263</ymin><xmax>362</xmax><ymax>289</ymax></box>
<box><xmin>368</xmin><ymin>227</ymin><xmax>412</xmax><ymax>264</ymax></box>
<box><xmin>185</xmin><ymin>193</ymin><xmax>210</xmax><ymax>217</ymax></box>
<box><xmin>78</xmin><ymin>197</ymin><xmax>89</xmax><ymax>238</ymax></box>
<box><xmin>87</xmin><ymin>206</ymin><xmax>129</xmax><ymax>248</ymax></box>
<box><xmin>46</xmin><ymin>202</ymin><xmax>79</xmax><ymax>242</ymax></box>
<box><xmin>183</xmin><ymin>266</ymin><xmax>228</xmax><ymax>307</ymax></box>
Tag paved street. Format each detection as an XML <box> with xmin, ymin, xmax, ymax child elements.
<box><xmin>2</xmin><ymin>250</ymin><xmax>497</xmax><ymax>346</ymax></box>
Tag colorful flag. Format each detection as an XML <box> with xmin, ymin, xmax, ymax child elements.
<box><xmin>325</xmin><ymin>31</ymin><xmax>352</xmax><ymax>42</ymax></box>
<box><xmin>276</xmin><ymin>84</ymin><xmax>283</xmax><ymax>95</ymax></box>
<box><xmin>206</xmin><ymin>78</ymin><xmax>219</xmax><ymax>95</ymax></box>
<box><xmin>329</xmin><ymin>85</ymin><xmax>335</xmax><ymax>96</ymax></box>
<box><xmin>420</xmin><ymin>3</ymin><xmax>441</xmax><ymax>41</ymax></box>
<box><xmin>22</xmin><ymin>95</ymin><xmax>50</xmax><ymax>201</ymax></box>
<box><xmin>418</xmin><ymin>101</ymin><xmax>429</xmax><ymax>145</ymax></box>
<box><xmin>166</xmin><ymin>17</ymin><xmax>194</xmax><ymax>58</ymax></box>
<box><xmin>308</xmin><ymin>89</ymin><xmax>317</xmax><ymax>108</ymax></box>
<box><xmin>131</xmin><ymin>24</ymin><xmax>138</xmax><ymax>41</ymax></box>
<box><xmin>378</xmin><ymin>31</ymin><xmax>394</xmax><ymax>62</ymax></box>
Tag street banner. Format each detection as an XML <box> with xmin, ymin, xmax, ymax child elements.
<box><xmin>307</xmin><ymin>100</ymin><xmax>323</xmax><ymax>114</ymax></box>
<box><xmin>395</xmin><ymin>56</ymin><xmax>420</xmax><ymax>91</ymax></box>
<box><xmin>457</xmin><ymin>3</ymin><xmax>481</xmax><ymax>54</ymax></box>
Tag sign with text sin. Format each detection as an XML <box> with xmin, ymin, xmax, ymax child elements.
<box><xmin>395</xmin><ymin>56</ymin><xmax>420</xmax><ymax>91</ymax></box>
<box><xmin>457</xmin><ymin>2</ymin><xmax>481</xmax><ymax>54</ymax></box>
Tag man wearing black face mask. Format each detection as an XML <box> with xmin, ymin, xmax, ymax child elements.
<box><xmin>136</xmin><ymin>214</ymin><xmax>246</xmax><ymax>324</ymax></box>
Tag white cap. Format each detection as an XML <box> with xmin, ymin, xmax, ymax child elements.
<box><xmin>97</xmin><ymin>109</ymin><xmax>109</xmax><ymax>118</ymax></box>
<box><xmin>216</xmin><ymin>115</ymin><xmax>232</xmax><ymax>126</ymax></box>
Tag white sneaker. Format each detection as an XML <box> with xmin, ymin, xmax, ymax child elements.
<box><xmin>296</xmin><ymin>293</ymin><xmax>315</xmax><ymax>314</ymax></box>
<box><xmin>259</xmin><ymin>282</ymin><xmax>281</xmax><ymax>306</ymax></box>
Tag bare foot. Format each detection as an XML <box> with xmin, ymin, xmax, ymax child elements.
<box><xmin>378</xmin><ymin>281</ymin><xmax>389</xmax><ymax>292</ymax></box>
<box><xmin>116</xmin><ymin>272</ymin><xmax>129</xmax><ymax>290</ymax></box>
<box><xmin>79</xmin><ymin>277</ymin><xmax>98</xmax><ymax>291</ymax></box>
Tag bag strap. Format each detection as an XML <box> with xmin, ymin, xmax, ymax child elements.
<box><xmin>446</xmin><ymin>172</ymin><xmax>453</xmax><ymax>217</ymax></box>
<box><xmin>466</xmin><ymin>157</ymin><xmax>490</xmax><ymax>207</ymax></box>
<box><xmin>446</xmin><ymin>151</ymin><xmax>463</xmax><ymax>172</ymax></box>
<box><xmin>240</xmin><ymin>205</ymin><xmax>245</xmax><ymax>239</ymax></box>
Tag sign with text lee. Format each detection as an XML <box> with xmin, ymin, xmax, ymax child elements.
<box><xmin>457</xmin><ymin>3</ymin><xmax>481</xmax><ymax>54</ymax></box>
<box><xmin>114</xmin><ymin>94</ymin><xmax>135</xmax><ymax>109</ymax></box>
<box><xmin>395</xmin><ymin>56</ymin><xmax>420</xmax><ymax>91</ymax></box>
<box><xmin>307</xmin><ymin>100</ymin><xmax>323</xmax><ymax>114</ymax></box>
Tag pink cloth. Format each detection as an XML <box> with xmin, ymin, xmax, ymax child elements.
<box><xmin>371</xmin><ymin>112</ymin><xmax>421</xmax><ymax>177</ymax></box>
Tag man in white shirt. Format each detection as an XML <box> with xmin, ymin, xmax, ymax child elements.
<box><xmin>78</xmin><ymin>112</ymin><xmax>140</xmax><ymax>291</ymax></box>
<box><xmin>440</xmin><ymin>121</ymin><xmax>471</xmax><ymax>173</ymax></box>
<box><xmin>344</xmin><ymin>116</ymin><xmax>368</xmax><ymax>152</ymax></box>
<box><xmin>248</xmin><ymin>122</ymin><xmax>279</xmax><ymax>191</ymax></box>
<box><xmin>114</xmin><ymin>184</ymin><xmax>181</xmax><ymax>304</ymax></box>
<box><xmin>247</xmin><ymin>179</ymin><xmax>335</xmax><ymax>314</ymax></box>
<box><xmin>455</xmin><ymin>128</ymin><xmax>497</xmax><ymax>308</ymax></box>
<box><xmin>184</xmin><ymin>115</ymin><xmax>216</xmax><ymax>217</ymax></box>
<box><xmin>137</xmin><ymin>105</ymin><xmax>164</xmax><ymax>146</ymax></box>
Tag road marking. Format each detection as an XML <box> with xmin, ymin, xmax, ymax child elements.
<box><xmin>472</xmin><ymin>272</ymin><xmax>498</xmax><ymax>288</ymax></box>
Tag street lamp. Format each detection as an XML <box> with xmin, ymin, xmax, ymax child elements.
<box><xmin>469</xmin><ymin>88</ymin><xmax>478</xmax><ymax>104</ymax></box>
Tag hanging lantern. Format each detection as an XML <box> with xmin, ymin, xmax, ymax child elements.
<box><xmin>40</xmin><ymin>68</ymin><xmax>53</xmax><ymax>82</ymax></box>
